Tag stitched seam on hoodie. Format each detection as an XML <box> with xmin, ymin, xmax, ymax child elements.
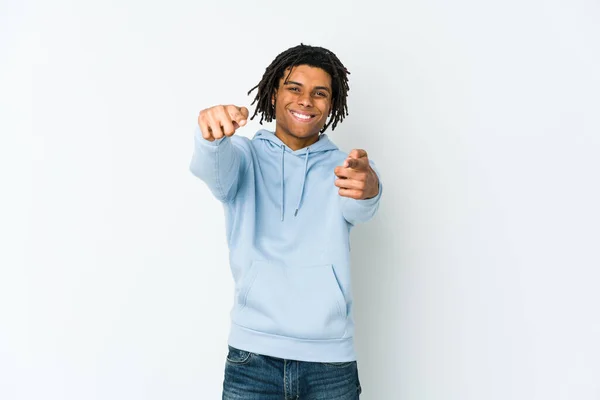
<box><xmin>214</xmin><ymin>145</ymin><xmax>225</xmax><ymax>200</ymax></box>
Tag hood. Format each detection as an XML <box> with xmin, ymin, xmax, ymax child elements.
<box><xmin>253</xmin><ymin>129</ymin><xmax>338</xmax><ymax>221</ymax></box>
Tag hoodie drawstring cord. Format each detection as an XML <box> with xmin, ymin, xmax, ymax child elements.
<box><xmin>280</xmin><ymin>146</ymin><xmax>285</xmax><ymax>221</ymax></box>
<box><xmin>294</xmin><ymin>147</ymin><xmax>310</xmax><ymax>217</ymax></box>
<box><xmin>280</xmin><ymin>145</ymin><xmax>311</xmax><ymax>221</ymax></box>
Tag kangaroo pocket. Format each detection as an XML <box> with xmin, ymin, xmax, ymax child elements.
<box><xmin>235</xmin><ymin>261</ymin><xmax>348</xmax><ymax>340</ymax></box>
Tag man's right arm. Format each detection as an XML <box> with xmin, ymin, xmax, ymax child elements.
<box><xmin>189</xmin><ymin>105</ymin><xmax>249</xmax><ymax>203</ymax></box>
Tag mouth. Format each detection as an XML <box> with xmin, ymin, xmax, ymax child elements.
<box><xmin>288</xmin><ymin>109</ymin><xmax>317</xmax><ymax>123</ymax></box>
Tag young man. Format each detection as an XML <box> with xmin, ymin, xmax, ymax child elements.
<box><xmin>190</xmin><ymin>44</ymin><xmax>382</xmax><ymax>399</ymax></box>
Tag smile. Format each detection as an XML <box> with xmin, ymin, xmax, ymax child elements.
<box><xmin>289</xmin><ymin>110</ymin><xmax>316</xmax><ymax>122</ymax></box>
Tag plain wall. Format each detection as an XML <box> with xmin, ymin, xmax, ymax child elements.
<box><xmin>1</xmin><ymin>0</ymin><xmax>599</xmax><ymax>399</ymax></box>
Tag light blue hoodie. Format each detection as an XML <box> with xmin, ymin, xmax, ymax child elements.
<box><xmin>189</xmin><ymin>125</ymin><xmax>382</xmax><ymax>362</ymax></box>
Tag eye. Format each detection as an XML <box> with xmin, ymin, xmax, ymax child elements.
<box><xmin>288</xmin><ymin>87</ymin><xmax>300</xmax><ymax>92</ymax></box>
<box><xmin>316</xmin><ymin>91</ymin><xmax>328</xmax><ymax>97</ymax></box>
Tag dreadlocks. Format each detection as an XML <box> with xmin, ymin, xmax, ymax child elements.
<box><xmin>247</xmin><ymin>43</ymin><xmax>350</xmax><ymax>133</ymax></box>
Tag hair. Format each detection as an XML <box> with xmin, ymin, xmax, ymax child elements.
<box><xmin>247</xmin><ymin>43</ymin><xmax>350</xmax><ymax>133</ymax></box>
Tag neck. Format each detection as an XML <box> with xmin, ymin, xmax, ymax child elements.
<box><xmin>275</xmin><ymin>130</ymin><xmax>320</xmax><ymax>151</ymax></box>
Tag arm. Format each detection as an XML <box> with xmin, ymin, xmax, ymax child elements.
<box><xmin>334</xmin><ymin>149</ymin><xmax>383</xmax><ymax>225</ymax></box>
<box><xmin>340</xmin><ymin>166</ymin><xmax>382</xmax><ymax>225</ymax></box>
<box><xmin>189</xmin><ymin>105</ymin><xmax>249</xmax><ymax>203</ymax></box>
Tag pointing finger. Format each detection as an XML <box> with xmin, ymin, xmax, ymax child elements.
<box><xmin>348</xmin><ymin>149</ymin><xmax>368</xmax><ymax>159</ymax></box>
<box><xmin>344</xmin><ymin>158</ymin><xmax>361</xmax><ymax>169</ymax></box>
<box><xmin>344</xmin><ymin>157</ymin><xmax>369</xmax><ymax>170</ymax></box>
<box><xmin>227</xmin><ymin>105</ymin><xmax>249</xmax><ymax>127</ymax></box>
<box><xmin>239</xmin><ymin>106</ymin><xmax>249</xmax><ymax>121</ymax></box>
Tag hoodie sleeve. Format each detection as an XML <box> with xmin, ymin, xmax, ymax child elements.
<box><xmin>341</xmin><ymin>160</ymin><xmax>383</xmax><ymax>225</ymax></box>
<box><xmin>189</xmin><ymin>125</ymin><xmax>248</xmax><ymax>203</ymax></box>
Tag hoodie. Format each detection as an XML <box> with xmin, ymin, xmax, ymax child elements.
<box><xmin>189</xmin><ymin>126</ymin><xmax>383</xmax><ymax>362</ymax></box>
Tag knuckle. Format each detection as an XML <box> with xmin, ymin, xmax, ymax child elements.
<box><xmin>207</xmin><ymin>106</ymin><xmax>222</xmax><ymax>118</ymax></box>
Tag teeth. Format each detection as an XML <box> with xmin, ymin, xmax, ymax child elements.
<box><xmin>291</xmin><ymin>111</ymin><xmax>311</xmax><ymax>120</ymax></box>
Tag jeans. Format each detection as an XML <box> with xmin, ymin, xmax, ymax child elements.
<box><xmin>222</xmin><ymin>346</ymin><xmax>362</xmax><ymax>399</ymax></box>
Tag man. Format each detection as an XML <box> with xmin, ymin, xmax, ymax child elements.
<box><xmin>190</xmin><ymin>43</ymin><xmax>382</xmax><ymax>399</ymax></box>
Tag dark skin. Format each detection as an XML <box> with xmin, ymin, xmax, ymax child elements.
<box><xmin>197</xmin><ymin>64</ymin><xmax>379</xmax><ymax>200</ymax></box>
<box><xmin>270</xmin><ymin>65</ymin><xmax>331</xmax><ymax>151</ymax></box>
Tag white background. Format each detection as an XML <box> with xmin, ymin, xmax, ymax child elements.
<box><xmin>1</xmin><ymin>0</ymin><xmax>599</xmax><ymax>399</ymax></box>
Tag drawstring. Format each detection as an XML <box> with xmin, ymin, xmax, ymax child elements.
<box><xmin>280</xmin><ymin>146</ymin><xmax>285</xmax><ymax>221</ymax></box>
<box><xmin>279</xmin><ymin>145</ymin><xmax>311</xmax><ymax>221</ymax></box>
<box><xmin>294</xmin><ymin>147</ymin><xmax>310</xmax><ymax>217</ymax></box>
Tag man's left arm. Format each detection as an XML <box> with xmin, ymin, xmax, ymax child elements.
<box><xmin>334</xmin><ymin>149</ymin><xmax>383</xmax><ymax>225</ymax></box>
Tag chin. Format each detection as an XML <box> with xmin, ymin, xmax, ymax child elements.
<box><xmin>290</xmin><ymin>129</ymin><xmax>320</xmax><ymax>139</ymax></box>
<box><xmin>289</xmin><ymin>122</ymin><xmax>325</xmax><ymax>137</ymax></box>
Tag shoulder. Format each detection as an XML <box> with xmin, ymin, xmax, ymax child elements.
<box><xmin>230</xmin><ymin>135</ymin><xmax>253</xmax><ymax>153</ymax></box>
<box><xmin>230</xmin><ymin>135</ymin><xmax>251</xmax><ymax>146</ymax></box>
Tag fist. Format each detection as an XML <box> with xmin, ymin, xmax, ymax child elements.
<box><xmin>334</xmin><ymin>149</ymin><xmax>380</xmax><ymax>200</ymax></box>
<box><xmin>198</xmin><ymin>105</ymin><xmax>249</xmax><ymax>141</ymax></box>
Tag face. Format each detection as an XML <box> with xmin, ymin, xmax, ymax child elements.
<box><xmin>272</xmin><ymin>64</ymin><xmax>333</xmax><ymax>145</ymax></box>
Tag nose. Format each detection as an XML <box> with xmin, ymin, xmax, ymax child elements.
<box><xmin>297</xmin><ymin>92</ymin><xmax>313</xmax><ymax>108</ymax></box>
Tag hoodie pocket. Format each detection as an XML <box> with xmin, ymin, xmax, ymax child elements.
<box><xmin>236</xmin><ymin>261</ymin><xmax>347</xmax><ymax>340</ymax></box>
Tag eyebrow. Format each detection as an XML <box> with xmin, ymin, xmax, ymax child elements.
<box><xmin>284</xmin><ymin>80</ymin><xmax>331</xmax><ymax>93</ymax></box>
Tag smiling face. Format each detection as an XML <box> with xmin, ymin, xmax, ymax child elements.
<box><xmin>272</xmin><ymin>64</ymin><xmax>333</xmax><ymax>150</ymax></box>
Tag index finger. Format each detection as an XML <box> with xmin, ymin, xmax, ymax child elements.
<box><xmin>349</xmin><ymin>149</ymin><xmax>368</xmax><ymax>159</ymax></box>
<box><xmin>227</xmin><ymin>105</ymin><xmax>249</xmax><ymax>127</ymax></box>
<box><xmin>239</xmin><ymin>106</ymin><xmax>249</xmax><ymax>120</ymax></box>
<box><xmin>344</xmin><ymin>157</ymin><xmax>367</xmax><ymax>170</ymax></box>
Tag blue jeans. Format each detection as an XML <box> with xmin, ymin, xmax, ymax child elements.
<box><xmin>222</xmin><ymin>346</ymin><xmax>362</xmax><ymax>399</ymax></box>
